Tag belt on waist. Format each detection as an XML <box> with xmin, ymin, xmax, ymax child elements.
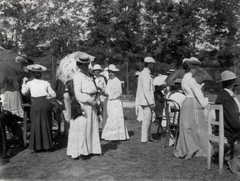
<box><xmin>31</xmin><ymin>96</ymin><xmax>47</xmax><ymax>99</ymax></box>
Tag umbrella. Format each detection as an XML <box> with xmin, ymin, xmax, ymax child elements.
<box><xmin>166</xmin><ymin>68</ymin><xmax>213</xmax><ymax>85</ymax></box>
<box><xmin>0</xmin><ymin>49</ymin><xmax>33</xmax><ymax>79</ymax></box>
<box><xmin>165</xmin><ymin>69</ymin><xmax>185</xmax><ymax>86</ymax></box>
<box><xmin>56</xmin><ymin>51</ymin><xmax>95</xmax><ymax>84</ymax></box>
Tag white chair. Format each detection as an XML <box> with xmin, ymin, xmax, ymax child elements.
<box><xmin>207</xmin><ymin>104</ymin><xmax>233</xmax><ymax>174</ymax></box>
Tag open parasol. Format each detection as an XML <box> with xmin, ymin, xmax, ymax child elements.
<box><xmin>56</xmin><ymin>51</ymin><xmax>95</xmax><ymax>84</ymax></box>
<box><xmin>0</xmin><ymin>49</ymin><xmax>33</xmax><ymax>79</ymax></box>
<box><xmin>166</xmin><ymin>68</ymin><xmax>213</xmax><ymax>86</ymax></box>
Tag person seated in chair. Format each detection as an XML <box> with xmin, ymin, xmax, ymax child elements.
<box><xmin>168</xmin><ymin>78</ymin><xmax>186</xmax><ymax>110</ymax></box>
<box><xmin>215</xmin><ymin>70</ymin><xmax>240</xmax><ymax>174</ymax></box>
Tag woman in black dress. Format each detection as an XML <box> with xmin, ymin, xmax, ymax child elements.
<box><xmin>21</xmin><ymin>64</ymin><xmax>56</xmax><ymax>152</ymax></box>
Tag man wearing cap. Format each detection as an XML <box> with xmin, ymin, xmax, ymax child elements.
<box><xmin>135</xmin><ymin>57</ymin><xmax>156</xmax><ymax>143</ymax></box>
<box><xmin>215</xmin><ymin>70</ymin><xmax>240</xmax><ymax>144</ymax></box>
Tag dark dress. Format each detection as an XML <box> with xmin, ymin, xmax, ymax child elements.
<box><xmin>29</xmin><ymin>97</ymin><xmax>53</xmax><ymax>150</ymax></box>
<box><xmin>21</xmin><ymin>78</ymin><xmax>56</xmax><ymax>151</ymax></box>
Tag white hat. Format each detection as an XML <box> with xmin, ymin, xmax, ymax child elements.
<box><xmin>92</xmin><ymin>64</ymin><xmax>102</xmax><ymax>71</ymax></box>
<box><xmin>107</xmin><ymin>64</ymin><xmax>119</xmax><ymax>72</ymax></box>
<box><xmin>144</xmin><ymin>57</ymin><xmax>156</xmax><ymax>63</ymax></box>
<box><xmin>183</xmin><ymin>57</ymin><xmax>201</xmax><ymax>66</ymax></box>
<box><xmin>74</xmin><ymin>53</ymin><xmax>91</xmax><ymax>64</ymax></box>
<box><xmin>26</xmin><ymin>64</ymin><xmax>47</xmax><ymax>72</ymax></box>
<box><xmin>218</xmin><ymin>70</ymin><xmax>238</xmax><ymax>82</ymax></box>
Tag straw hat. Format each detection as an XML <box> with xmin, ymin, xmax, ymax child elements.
<box><xmin>74</xmin><ymin>53</ymin><xmax>91</xmax><ymax>64</ymax></box>
<box><xmin>218</xmin><ymin>70</ymin><xmax>238</xmax><ymax>82</ymax></box>
<box><xmin>107</xmin><ymin>64</ymin><xmax>119</xmax><ymax>72</ymax></box>
<box><xmin>26</xmin><ymin>64</ymin><xmax>47</xmax><ymax>72</ymax></box>
<box><xmin>183</xmin><ymin>57</ymin><xmax>202</xmax><ymax>66</ymax></box>
<box><xmin>92</xmin><ymin>64</ymin><xmax>102</xmax><ymax>71</ymax></box>
<box><xmin>144</xmin><ymin>57</ymin><xmax>156</xmax><ymax>63</ymax></box>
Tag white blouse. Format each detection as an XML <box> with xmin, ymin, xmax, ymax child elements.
<box><xmin>106</xmin><ymin>77</ymin><xmax>122</xmax><ymax>100</ymax></box>
<box><xmin>181</xmin><ymin>72</ymin><xmax>208</xmax><ymax>108</ymax></box>
<box><xmin>21</xmin><ymin>79</ymin><xmax>56</xmax><ymax>98</ymax></box>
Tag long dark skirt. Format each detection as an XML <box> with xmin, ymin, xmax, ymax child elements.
<box><xmin>29</xmin><ymin>97</ymin><xmax>53</xmax><ymax>151</ymax></box>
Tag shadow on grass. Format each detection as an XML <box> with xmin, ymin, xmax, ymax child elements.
<box><xmin>101</xmin><ymin>141</ymin><xmax>121</xmax><ymax>155</ymax></box>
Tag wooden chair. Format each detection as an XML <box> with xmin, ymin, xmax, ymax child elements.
<box><xmin>164</xmin><ymin>99</ymin><xmax>180</xmax><ymax>148</ymax></box>
<box><xmin>207</xmin><ymin>104</ymin><xmax>233</xmax><ymax>174</ymax></box>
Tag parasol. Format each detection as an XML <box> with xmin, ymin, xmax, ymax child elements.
<box><xmin>56</xmin><ymin>51</ymin><xmax>95</xmax><ymax>84</ymax></box>
<box><xmin>0</xmin><ymin>49</ymin><xmax>33</xmax><ymax>79</ymax></box>
<box><xmin>166</xmin><ymin>68</ymin><xmax>213</xmax><ymax>86</ymax></box>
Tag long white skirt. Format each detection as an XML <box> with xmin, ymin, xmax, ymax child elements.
<box><xmin>67</xmin><ymin>104</ymin><xmax>102</xmax><ymax>158</ymax></box>
<box><xmin>101</xmin><ymin>99</ymin><xmax>129</xmax><ymax>141</ymax></box>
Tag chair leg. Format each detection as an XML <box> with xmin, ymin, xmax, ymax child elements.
<box><xmin>155</xmin><ymin>118</ymin><xmax>162</xmax><ymax>140</ymax></box>
<box><xmin>207</xmin><ymin>141</ymin><xmax>212</xmax><ymax>170</ymax></box>
<box><xmin>229</xmin><ymin>143</ymin><xmax>234</xmax><ymax>160</ymax></box>
<box><xmin>219</xmin><ymin>142</ymin><xmax>224</xmax><ymax>174</ymax></box>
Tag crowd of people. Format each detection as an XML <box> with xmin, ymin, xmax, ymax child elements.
<box><xmin>1</xmin><ymin>53</ymin><xmax>240</xmax><ymax>174</ymax></box>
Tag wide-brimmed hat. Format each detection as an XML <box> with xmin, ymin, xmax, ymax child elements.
<box><xmin>26</xmin><ymin>64</ymin><xmax>47</xmax><ymax>72</ymax></box>
<box><xmin>107</xmin><ymin>64</ymin><xmax>119</xmax><ymax>72</ymax></box>
<box><xmin>144</xmin><ymin>57</ymin><xmax>156</xmax><ymax>63</ymax></box>
<box><xmin>92</xmin><ymin>64</ymin><xmax>102</xmax><ymax>71</ymax></box>
<box><xmin>74</xmin><ymin>53</ymin><xmax>91</xmax><ymax>64</ymax></box>
<box><xmin>173</xmin><ymin>78</ymin><xmax>182</xmax><ymax>84</ymax></box>
<box><xmin>183</xmin><ymin>57</ymin><xmax>202</xmax><ymax>66</ymax></box>
<box><xmin>218</xmin><ymin>70</ymin><xmax>238</xmax><ymax>82</ymax></box>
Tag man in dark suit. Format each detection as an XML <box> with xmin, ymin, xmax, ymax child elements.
<box><xmin>215</xmin><ymin>70</ymin><xmax>240</xmax><ymax>174</ymax></box>
<box><xmin>215</xmin><ymin>70</ymin><xmax>240</xmax><ymax>144</ymax></box>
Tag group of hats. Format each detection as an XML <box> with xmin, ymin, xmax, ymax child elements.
<box><xmin>92</xmin><ymin>64</ymin><xmax>119</xmax><ymax>72</ymax></box>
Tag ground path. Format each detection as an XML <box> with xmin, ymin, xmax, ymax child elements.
<box><xmin>0</xmin><ymin>101</ymin><xmax>239</xmax><ymax>181</ymax></box>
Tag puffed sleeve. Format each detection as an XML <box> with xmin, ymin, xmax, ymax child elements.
<box><xmin>21</xmin><ymin>82</ymin><xmax>30</xmax><ymax>95</ymax></box>
<box><xmin>74</xmin><ymin>73</ymin><xmax>94</xmax><ymax>104</ymax></box>
<box><xmin>47</xmin><ymin>81</ymin><xmax>56</xmax><ymax>98</ymax></box>
<box><xmin>189</xmin><ymin>78</ymin><xmax>208</xmax><ymax>108</ymax></box>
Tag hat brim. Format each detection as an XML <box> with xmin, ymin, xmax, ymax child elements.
<box><xmin>185</xmin><ymin>60</ymin><xmax>202</xmax><ymax>66</ymax></box>
<box><xmin>26</xmin><ymin>64</ymin><xmax>47</xmax><ymax>72</ymax></box>
<box><xmin>74</xmin><ymin>53</ymin><xmax>92</xmax><ymax>64</ymax></box>
<box><xmin>92</xmin><ymin>68</ymin><xmax>102</xmax><ymax>71</ymax></box>
<box><xmin>217</xmin><ymin>76</ymin><xmax>239</xmax><ymax>82</ymax></box>
<box><xmin>108</xmin><ymin>68</ymin><xmax>119</xmax><ymax>72</ymax></box>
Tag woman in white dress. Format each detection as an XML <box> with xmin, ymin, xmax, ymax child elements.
<box><xmin>101</xmin><ymin>64</ymin><xmax>129</xmax><ymax>141</ymax></box>
<box><xmin>67</xmin><ymin>53</ymin><xmax>102</xmax><ymax>160</ymax></box>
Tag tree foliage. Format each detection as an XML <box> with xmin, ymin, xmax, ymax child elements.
<box><xmin>0</xmin><ymin>0</ymin><xmax>239</xmax><ymax>69</ymax></box>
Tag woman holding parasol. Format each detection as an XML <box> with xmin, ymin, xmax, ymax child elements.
<box><xmin>66</xmin><ymin>53</ymin><xmax>102</xmax><ymax>160</ymax></box>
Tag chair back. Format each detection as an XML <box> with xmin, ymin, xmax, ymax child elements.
<box><xmin>164</xmin><ymin>99</ymin><xmax>181</xmax><ymax>147</ymax></box>
<box><xmin>207</xmin><ymin>104</ymin><xmax>225</xmax><ymax>145</ymax></box>
<box><xmin>165</xmin><ymin>99</ymin><xmax>180</xmax><ymax>126</ymax></box>
<box><xmin>207</xmin><ymin>103</ymin><xmax>230</xmax><ymax>174</ymax></box>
